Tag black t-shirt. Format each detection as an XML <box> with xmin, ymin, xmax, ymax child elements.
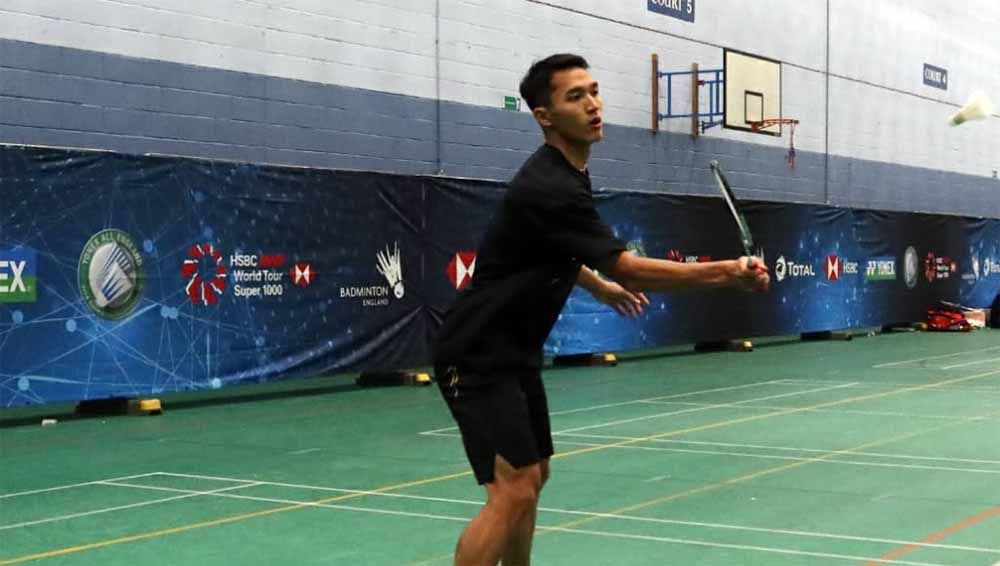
<box><xmin>433</xmin><ymin>144</ymin><xmax>626</xmax><ymax>378</ymax></box>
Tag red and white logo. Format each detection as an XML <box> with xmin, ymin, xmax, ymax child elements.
<box><xmin>667</xmin><ymin>249</ymin><xmax>711</xmax><ymax>263</ymax></box>
<box><xmin>182</xmin><ymin>243</ymin><xmax>227</xmax><ymax>305</ymax></box>
<box><xmin>447</xmin><ymin>252</ymin><xmax>477</xmax><ymax>290</ymax></box>
<box><xmin>826</xmin><ymin>255</ymin><xmax>841</xmax><ymax>281</ymax></box>
<box><xmin>291</xmin><ymin>263</ymin><xmax>314</xmax><ymax>287</ymax></box>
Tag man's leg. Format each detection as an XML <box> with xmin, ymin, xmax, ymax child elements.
<box><xmin>500</xmin><ymin>458</ymin><xmax>549</xmax><ymax>566</ymax></box>
<box><xmin>454</xmin><ymin>455</ymin><xmax>542</xmax><ymax>566</ymax></box>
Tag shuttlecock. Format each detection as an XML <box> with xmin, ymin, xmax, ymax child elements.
<box><xmin>949</xmin><ymin>91</ymin><xmax>995</xmax><ymax>126</ymax></box>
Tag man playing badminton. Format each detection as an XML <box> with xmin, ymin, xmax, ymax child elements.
<box><xmin>434</xmin><ymin>53</ymin><xmax>769</xmax><ymax>566</ymax></box>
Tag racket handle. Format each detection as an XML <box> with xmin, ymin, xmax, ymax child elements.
<box><xmin>746</xmin><ymin>257</ymin><xmax>757</xmax><ymax>270</ymax></box>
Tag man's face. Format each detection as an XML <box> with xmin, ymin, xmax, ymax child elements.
<box><xmin>536</xmin><ymin>68</ymin><xmax>603</xmax><ymax>145</ymax></box>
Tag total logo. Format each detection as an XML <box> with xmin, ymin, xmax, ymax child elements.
<box><xmin>965</xmin><ymin>255</ymin><xmax>1000</xmax><ymax>281</ymax></box>
<box><xmin>340</xmin><ymin>242</ymin><xmax>405</xmax><ymax>307</ymax></box>
<box><xmin>447</xmin><ymin>252</ymin><xmax>477</xmax><ymax>291</ymax></box>
<box><xmin>774</xmin><ymin>255</ymin><xmax>815</xmax><ymax>282</ymax></box>
<box><xmin>0</xmin><ymin>247</ymin><xmax>37</xmax><ymax>304</ymax></box>
<box><xmin>825</xmin><ymin>255</ymin><xmax>858</xmax><ymax>281</ymax></box>
<box><xmin>984</xmin><ymin>258</ymin><xmax>1000</xmax><ymax>277</ymax></box>
<box><xmin>183</xmin><ymin>243</ymin><xmax>314</xmax><ymax>305</ymax></box>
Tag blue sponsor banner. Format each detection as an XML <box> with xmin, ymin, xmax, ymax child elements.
<box><xmin>0</xmin><ymin>247</ymin><xmax>37</xmax><ymax>304</ymax></box>
<box><xmin>923</xmin><ymin>63</ymin><xmax>948</xmax><ymax>90</ymax></box>
<box><xmin>647</xmin><ymin>0</ymin><xmax>695</xmax><ymax>23</ymax></box>
<box><xmin>1</xmin><ymin>145</ymin><xmax>998</xmax><ymax>407</ymax></box>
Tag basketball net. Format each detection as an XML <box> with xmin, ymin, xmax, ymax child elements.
<box><xmin>750</xmin><ymin>119</ymin><xmax>799</xmax><ymax>170</ymax></box>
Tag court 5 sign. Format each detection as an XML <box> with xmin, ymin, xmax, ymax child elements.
<box><xmin>648</xmin><ymin>0</ymin><xmax>694</xmax><ymax>22</ymax></box>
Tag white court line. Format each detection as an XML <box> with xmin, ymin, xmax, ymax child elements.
<box><xmin>778</xmin><ymin>378</ymin><xmax>1000</xmax><ymax>393</ymax></box>
<box><xmin>429</xmin><ymin>429</ymin><xmax>1000</xmax><ymax>476</ymax></box>
<box><xmin>417</xmin><ymin>379</ymin><xmax>788</xmax><ymax>435</ymax></box>
<box><xmin>941</xmin><ymin>356</ymin><xmax>1000</xmax><ymax>370</ymax></box>
<box><xmin>0</xmin><ymin>482</ymin><xmax>260</xmax><ymax>530</ymax></box>
<box><xmin>106</xmin><ymin>481</ymin><xmax>470</xmax><ymax>524</ymax></box>
<box><xmin>555</xmin><ymin>433</ymin><xmax>1000</xmax><ymax>467</ymax></box>
<box><xmin>113</xmin><ymin>475</ymin><xmax>1000</xmax><ymax>556</ymax></box>
<box><xmin>113</xmin><ymin>484</ymin><xmax>951</xmax><ymax>565</ymax></box>
<box><xmin>0</xmin><ymin>472</ymin><xmax>159</xmax><ymax>499</ymax></box>
<box><xmin>554</xmin><ymin>382</ymin><xmax>858</xmax><ymax>434</ymax></box>
<box><xmin>645</xmin><ymin>399</ymin><xmax>989</xmax><ymax>421</ymax></box>
<box><xmin>873</xmin><ymin>345</ymin><xmax>1000</xmax><ymax>368</ymax></box>
<box><xmin>547</xmin><ymin>435</ymin><xmax>1000</xmax><ymax>476</ymax></box>
<box><xmin>545</xmin><ymin>526</ymin><xmax>952</xmax><ymax>566</ymax></box>
<box><xmin>289</xmin><ymin>448</ymin><xmax>322</xmax><ymax>455</ymax></box>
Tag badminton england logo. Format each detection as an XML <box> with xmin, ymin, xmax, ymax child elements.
<box><xmin>78</xmin><ymin>229</ymin><xmax>144</xmax><ymax>319</ymax></box>
<box><xmin>377</xmin><ymin>242</ymin><xmax>404</xmax><ymax>299</ymax></box>
<box><xmin>339</xmin><ymin>242</ymin><xmax>404</xmax><ymax>307</ymax></box>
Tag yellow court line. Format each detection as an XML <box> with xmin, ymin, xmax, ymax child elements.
<box><xmin>546</xmin><ymin>416</ymin><xmax>981</xmax><ymax>533</ymax></box>
<box><xmin>0</xmin><ymin>470</ymin><xmax>473</xmax><ymax>565</ymax></box>
<box><xmin>407</xmin><ymin>412</ymin><xmax>988</xmax><ymax>566</ymax></box>
<box><xmin>405</xmin><ymin>367</ymin><xmax>1000</xmax><ymax>565</ymax></box>
<box><xmin>7</xmin><ymin>368</ymin><xmax>1000</xmax><ymax>565</ymax></box>
<box><xmin>551</xmin><ymin>366</ymin><xmax>1000</xmax><ymax>462</ymax></box>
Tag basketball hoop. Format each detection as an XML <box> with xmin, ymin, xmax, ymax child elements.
<box><xmin>749</xmin><ymin>118</ymin><xmax>799</xmax><ymax>170</ymax></box>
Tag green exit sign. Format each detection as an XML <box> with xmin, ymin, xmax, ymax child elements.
<box><xmin>503</xmin><ymin>96</ymin><xmax>521</xmax><ymax>111</ymax></box>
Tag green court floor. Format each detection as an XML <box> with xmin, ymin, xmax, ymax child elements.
<box><xmin>3</xmin><ymin>330</ymin><xmax>1000</xmax><ymax>565</ymax></box>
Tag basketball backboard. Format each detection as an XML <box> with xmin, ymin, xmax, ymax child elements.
<box><xmin>723</xmin><ymin>49</ymin><xmax>782</xmax><ymax>135</ymax></box>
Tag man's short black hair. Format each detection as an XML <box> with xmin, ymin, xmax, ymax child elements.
<box><xmin>519</xmin><ymin>54</ymin><xmax>589</xmax><ymax>110</ymax></box>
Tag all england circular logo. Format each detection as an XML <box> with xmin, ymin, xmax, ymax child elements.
<box><xmin>78</xmin><ymin>229</ymin><xmax>145</xmax><ymax>319</ymax></box>
<box><xmin>903</xmin><ymin>246</ymin><xmax>919</xmax><ymax>289</ymax></box>
<box><xmin>182</xmin><ymin>243</ymin><xmax>228</xmax><ymax>305</ymax></box>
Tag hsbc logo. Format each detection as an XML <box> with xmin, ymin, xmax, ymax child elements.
<box><xmin>775</xmin><ymin>255</ymin><xmax>815</xmax><ymax>282</ymax></box>
<box><xmin>825</xmin><ymin>255</ymin><xmax>858</xmax><ymax>281</ymax></box>
<box><xmin>447</xmin><ymin>252</ymin><xmax>477</xmax><ymax>290</ymax></box>
<box><xmin>291</xmin><ymin>262</ymin><xmax>315</xmax><ymax>287</ymax></box>
<box><xmin>667</xmin><ymin>249</ymin><xmax>712</xmax><ymax>263</ymax></box>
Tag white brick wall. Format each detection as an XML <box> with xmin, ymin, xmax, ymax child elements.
<box><xmin>0</xmin><ymin>0</ymin><xmax>438</xmax><ymax>95</ymax></box>
<box><xmin>0</xmin><ymin>0</ymin><xmax>996</xmax><ymax>178</ymax></box>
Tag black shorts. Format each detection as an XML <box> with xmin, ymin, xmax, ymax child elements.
<box><xmin>436</xmin><ymin>366</ymin><xmax>554</xmax><ymax>484</ymax></box>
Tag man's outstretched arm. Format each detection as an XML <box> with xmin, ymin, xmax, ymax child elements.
<box><xmin>576</xmin><ymin>265</ymin><xmax>650</xmax><ymax>317</ymax></box>
<box><xmin>606</xmin><ymin>252</ymin><xmax>769</xmax><ymax>294</ymax></box>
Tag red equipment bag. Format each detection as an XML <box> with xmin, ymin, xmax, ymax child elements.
<box><xmin>926</xmin><ymin>309</ymin><xmax>972</xmax><ymax>332</ymax></box>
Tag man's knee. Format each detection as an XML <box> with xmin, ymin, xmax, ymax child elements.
<box><xmin>491</xmin><ymin>457</ymin><xmax>542</xmax><ymax>513</ymax></box>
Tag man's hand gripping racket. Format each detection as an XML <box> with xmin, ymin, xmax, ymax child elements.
<box><xmin>710</xmin><ymin>160</ymin><xmax>770</xmax><ymax>293</ymax></box>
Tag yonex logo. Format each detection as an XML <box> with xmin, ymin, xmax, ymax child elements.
<box><xmin>0</xmin><ymin>248</ymin><xmax>37</xmax><ymax>303</ymax></box>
